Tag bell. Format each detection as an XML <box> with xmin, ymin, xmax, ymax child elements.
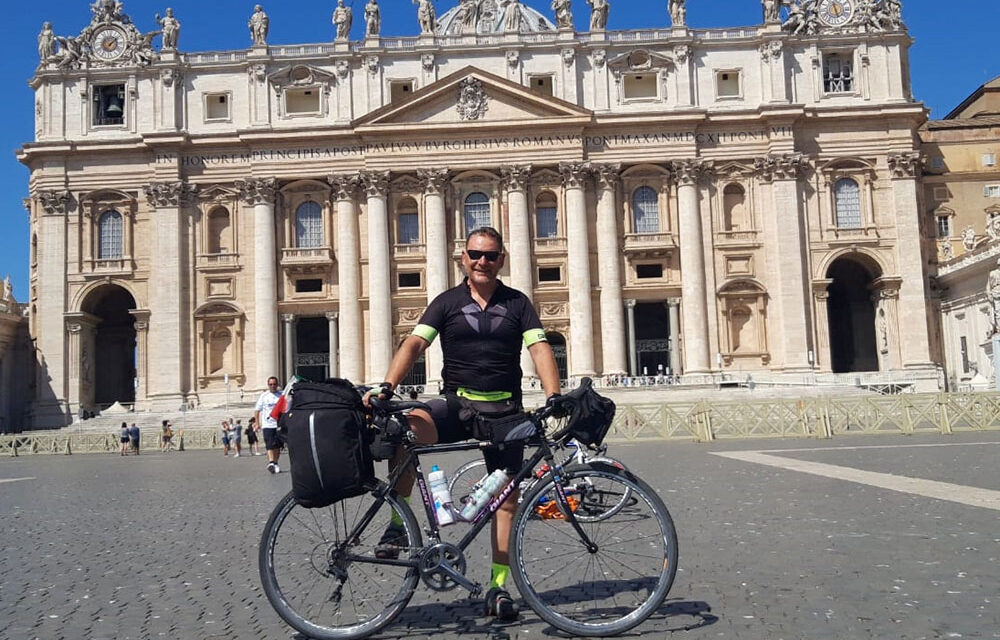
<box><xmin>105</xmin><ymin>95</ymin><xmax>123</xmax><ymax>117</ymax></box>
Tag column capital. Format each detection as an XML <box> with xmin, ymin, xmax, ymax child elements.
<box><xmin>887</xmin><ymin>151</ymin><xmax>921</xmax><ymax>179</ymax></box>
<box><xmin>500</xmin><ymin>165</ymin><xmax>533</xmax><ymax>192</ymax></box>
<box><xmin>593</xmin><ymin>163</ymin><xmax>622</xmax><ymax>190</ymax></box>
<box><xmin>753</xmin><ymin>153</ymin><xmax>809</xmax><ymax>183</ymax></box>
<box><xmin>235</xmin><ymin>178</ymin><xmax>278</xmax><ymax>205</ymax></box>
<box><xmin>144</xmin><ymin>181</ymin><xmax>199</xmax><ymax>208</ymax></box>
<box><xmin>625</xmin><ymin>298</ymin><xmax>637</xmax><ymax>309</ymax></box>
<box><xmin>358</xmin><ymin>170</ymin><xmax>391</xmax><ymax>198</ymax></box>
<box><xmin>325</xmin><ymin>311</ymin><xmax>340</xmax><ymax>321</ymax></box>
<box><xmin>666</xmin><ymin>297</ymin><xmax>682</xmax><ymax>307</ymax></box>
<box><xmin>37</xmin><ymin>190</ymin><xmax>74</xmax><ymax>215</ymax></box>
<box><xmin>417</xmin><ymin>168</ymin><xmax>451</xmax><ymax>195</ymax></box>
<box><xmin>558</xmin><ymin>162</ymin><xmax>592</xmax><ymax>189</ymax></box>
<box><xmin>327</xmin><ymin>173</ymin><xmax>359</xmax><ymax>201</ymax></box>
<box><xmin>281</xmin><ymin>314</ymin><xmax>296</xmax><ymax>324</ymax></box>
<box><xmin>672</xmin><ymin>159</ymin><xmax>713</xmax><ymax>186</ymax></box>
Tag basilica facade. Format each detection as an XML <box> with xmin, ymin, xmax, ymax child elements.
<box><xmin>21</xmin><ymin>0</ymin><xmax>937</xmax><ymax>427</ymax></box>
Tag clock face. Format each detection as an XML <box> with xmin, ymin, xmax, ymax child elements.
<box><xmin>817</xmin><ymin>0</ymin><xmax>855</xmax><ymax>27</ymax></box>
<box><xmin>92</xmin><ymin>28</ymin><xmax>126</xmax><ymax>60</ymax></box>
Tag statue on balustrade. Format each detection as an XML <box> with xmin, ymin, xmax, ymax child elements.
<box><xmin>38</xmin><ymin>22</ymin><xmax>56</xmax><ymax>61</ymax></box>
<box><xmin>364</xmin><ymin>0</ymin><xmax>381</xmax><ymax>37</ymax></box>
<box><xmin>414</xmin><ymin>0</ymin><xmax>437</xmax><ymax>34</ymax></box>
<box><xmin>586</xmin><ymin>0</ymin><xmax>609</xmax><ymax>30</ymax></box>
<box><xmin>248</xmin><ymin>5</ymin><xmax>269</xmax><ymax>46</ymax></box>
<box><xmin>552</xmin><ymin>0</ymin><xmax>573</xmax><ymax>29</ymax></box>
<box><xmin>762</xmin><ymin>0</ymin><xmax>780</xmax><ymax>23</ymax></box>
<box><xmin>156</xmin><ymin>8</ymin><xmax>180</xmax><ymax>50</ymax></box>
<box><xmin>668</xmin><ymin>0</ymin><xmax>686</xmax><ymax>27</ymax></box>
<box><xmin>333</xmin><ymin>0</ymin><xmax>353</xmax><ymax>40</ymax></box>
<box><xmin>500</xmin><ymin>0</ymin><xmax>522</xmax><ymax>31</ymax></box>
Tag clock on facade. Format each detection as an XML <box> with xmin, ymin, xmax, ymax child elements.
<box><xmin>817</xmin><ymin>0</ymin><xmax>856</xmax><ymax>27</ymax></box>
<box><xmin>92</xmin><ymin>28</ymin><xmax>127</xmax><ymax>60</ymax></box>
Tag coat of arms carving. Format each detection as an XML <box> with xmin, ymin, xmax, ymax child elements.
<box><xmin>456</xmin><ymin>77</ymin><xmax>489</xmax><ymax>121</ymax></box>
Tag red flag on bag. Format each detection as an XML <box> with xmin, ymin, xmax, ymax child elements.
<box><xmin>269</xmin><ymin>375</ymin><xmax>301</xmax><ymax>421</ymax></box>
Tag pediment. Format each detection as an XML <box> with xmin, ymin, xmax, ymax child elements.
<box><xmin>607</xmin><ymin>49</ymin><xmax>675</xmax><ymax>76</ymax></box>
<box><xmin>268</xmin><ymin>65</ymin><xmax>337</xmax><ymax>92</ymax></box>
<box><xmin>355</xmin><ymin>66</ymin><xmax>592</xmax><ymax>130</ymax></box>
<box><xmin>198</xmin><ymin>185</ymin><xmax>238</xmax><ymax>203</ymax></box>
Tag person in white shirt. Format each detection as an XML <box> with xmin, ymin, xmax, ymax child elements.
<box><xmin>254</xmin><ymin>376</ymin><xmax>283</xmax><ymax>474</ymax></box>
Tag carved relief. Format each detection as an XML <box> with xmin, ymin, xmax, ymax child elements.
<box><xmin>500</xmin><ymin>165</ymin><xmax>533</xmax><ymax>192</ymax></box>
<box><xmin>758</xmin><ymin>40</ymin><xmax>783</xmax><ymax>60</ymax></box>
<box><xmin>541</xmin><ymin>302</ymin><xmax>568</xmax><ymax>318</ymax></box>
<box><xmin>358</xmin><ymin>170</ymin><xmax>391</xmax><ymax>198</ymax></box>
<box><xmin>396</xmin><ymin>308</ymin><xmax>423</xmax><ymax>324</ymax></box>
<box><xmin>887</xmin><ymin>152</ymin><xmax>921</xmax><ymax>179</ymax></box>
<box><xmin>364</xmin><ymin>55</ymin><xmax>380</xmax><ymax>76</ymax></box>
<box><xmin>561</xmin><ymin>48</ymin><xmax>575</xmax><ymax>67</ymax></box>
<box><xmin>754</xmin><ymin>153</ymin><xmax>809</xmax><ymax>182</ymax></box>
<box><xmin>421</xmin><ymin>53</ymin><xmax>435</xmax><ymax>72</ymax></box>
<box><xmin>417</xmin><ymin>168</ymin><xmax>451</xmax><ymax>195</ymax></box>
<box><xmin>235</xmin><ymin>178</ymin><xmax>279</xmax><ymax>205</ymax></box>
<box><xmin>38</xmin><ymin>190</ymin><xmax>74</xmax><ymax>215</ymax></box>
<box><xmin>558</xmin><ymin>162</ymin><xmax>591</xmax><ymax>189</ymax></box>
<box><xmin>145</xmin><ymin>181</ymin><xmax>199</xmax><ymax>208</ymax></box>
<box><xmin>593</xmin><ymin>163</ymin><xmax>622</xmax><ymax>190</ymax></box>
<box><xmin>672</xmin><ymin>159</ymin><xmax>712</xmax><ymax>186</ymax></box>
<box><xmin>592</xmin><ymin>49</ymin><xmax>607</xmax><ymax>68</ymax></box>
<box><xmin>456</xmin><ymin>77</ymin><xmax>489</xmax><ymax>121</ymax></box>
<box><xmin>327</xmin><ymin>174</ymin><xmax>358</xmax><ymax>201</ymax></box>
<box><xmin>505</xmin><ymin>50</ymin><xmax>520</xmax><ymax>69</ymax></box>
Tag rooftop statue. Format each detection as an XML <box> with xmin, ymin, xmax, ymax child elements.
<box><xmin>414</xmin><ymin>0</ymin><xmax>437</xmax><ymax>34</ymax></box>
<box><xmin>437</xmin><ymin>0</ymin><xmax>555</xmax><ymax>35</ymax></box>
<box><xmin>249</xmin><ymin>5</ymin><xmax>269</xmax><ymax>46</ymax></box>
<box><xmin>156</xmin><ymin>7</ymin><xmax>180</xmax><ymax>50</ymax></box>
<box><xmin>333</xmin><ymin>0</ymin><xmax>354</xmax><ymax>40</ymax></box>
<box><xmin>988</xmin><ymin>259</ymin><xmax>1000</xmax><ymax>337</ymax></box>
<box><xmin>91</xmin><ymin>0</ymin><xmax>127</xmax><ymax>24</ymax></box>
<box><xmin>552</xmin><ymin>0</ymin><xmax>572</xmax><ymax>29</ymax></box>
<box><xmin>500</xmin><ymin>0</ymin><xmax>522</xmax><ymax>31</ymax></box>
<box><xmin>38</xmin><ymin>22</ymin><xmax>56</xmax><ymax>61</ymax></box>
<box><xmin>668</xmin><ymin>0</ymin><xmax>686</xmax><ymax>27</ymax></box>
<box><xmin>762</xmin><ymin>0</ymin><xmax>780</xmax><ymax>23</ymax></box>
<box><xmin>364</xmin><ymin>0</ymin><xmax>381</xmax><ymax>37</ymax></box>
<box><xmin>587</xmin><ymin>0</ymin><xmax>609</xmax><ymax>30</ymax></box>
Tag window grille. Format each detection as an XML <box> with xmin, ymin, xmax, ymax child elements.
<box><xmin>464</xmin><ymin>192</ymin><xmax>491</xmax><ymax>233</ymax></box>
<box><xmin>834</xmin><ymin>178</ymin><xmax>862</xmax><ymax>228</ymax></box>
<box><xmin>632</xmin><ymin>187</ymin><xmax>660</xmax><ymax>234</ymax></box>
<box><xmin>295</xmin><ymin>202</ymin><xmax>323</xmax><ymax>248</ymax></box>
<box><xmin>823</xmin><ymin>54</ymin><xmax>854</xmax><ymax>93</ymax></box>
<box><xmin>984</xmin><ymin>185</ymin><xmax>1000</xmax><ymax>198</ymax></box>
<box><xmin>398</xmin><ymin>213</ymin><xmax>420</xmax><ymax>244</ymax></box>
<box><xmin>937</xmin><ymin>216</ymin><xmax>951</xmax><ymax>239</ymax></box>
<box><xmin>98</xmin><ymin>210</ymin><xmax>123</xmax><ymax>259</ymax></box>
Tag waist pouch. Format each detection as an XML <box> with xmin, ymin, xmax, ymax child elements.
<box><xmin>456</xmin><ymin>396</ymin><xmax>539</xmax><ymax>444</ymax></box>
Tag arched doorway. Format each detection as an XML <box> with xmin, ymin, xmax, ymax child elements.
<box><xmin>635</xmin><ymin>303</ymin><xmax>671</xmax><ymax>376</ymax></box>
<box><xmin>826</xmin><ymin>257</ymin><xmax>879</xmax><ymax>373</ymax></box>
<box><xmin>81</xmin><ymin>284</ymin><xmax>137</xmax><ymax>406</ymax></box>
<box><xmin>546</xmin><ymin>332</ymin><xmax>568</xmax><ymax>381</ymax></box>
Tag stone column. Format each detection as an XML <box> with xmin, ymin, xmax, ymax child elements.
<box><xmin>625</xmin><ymin>299</ymin><xmax>637</xmax><ymax>376</ymax></box>
<box><xmin>594</xmin><ymin>164</ymin><xmax>628</xmax><ymax>375</ymax></box>
<box><xmin>560</xmin><ymin>162</ymin><xmax>596</xmax><ymax>377</ymax></box>
<box><xmin>501</xmin><ymin>165</ymin><xmax>537</xmax><ymax>380</ymax></box>
<box><xmin>674</xmin><ymin>160</ymin><xmax>711</xmax><ymax>374</ymax></box>
<box><xmin>237</xmin><ymin>178</ymin><xmax>280</xmax><ymax>383</ymax></box>
<box><xmin>145</xmin><ymin>181</ymin><xmax>197</xmax><ymax>405</ymax></box>
<box><xmin>360</xmin><ymin>170</ymin><xmax>393</xmax><ymax>382</ymax></box>
<box><xmin>875</xmin><ymin>286</ymin><xmax>902</xmax><ymax>370</ymax></box>
<box><xmin>667</xmin><ymin>298</ymin><xmax>682</xmax><ymax>376</ymax></box>
<box><xmin>888</xmin><ymin>152</ymin><xmax>933</xmax><ymax>368</ymax></box>
<box><xmin>418</xmin><ymin>168</ymin><xmax>451</xmax><ymax>388</ymax></box>
<box><xmin>757</xmin><ymin>154</ymin><xmax>812</xmax><ymax>371</ymax></box>
<box><xmin>326</xmin><ymin>311</ymin><xmax>339</xmax><ymax>378</ymax></box>
<box><xmin>64</xmin><ymin>313</ymin><xmax>98</xmax><ymax>415</ymax></box>
<box><xmin>130</xmin><ymin>309</ymin><xmax>151</xmax><ymax>403</ymax></box>
<box><xmin>329</xmin><ymin>174</ymin><xmax>363</xmax><ymax>383</ymax></box>
<box><xmin>812</xmin><ymin>280</ymin><xmax>833</xmax><ymax>373</ymax></box>
<box><xmin>34</xmin><ymin>191</ymin><xmax>72</xmax><ymax>425</ymax></box>
<box><xmin>282</xmin><ymin>314</ymin><xmax>295</xmax><ymax>380</ymax></box>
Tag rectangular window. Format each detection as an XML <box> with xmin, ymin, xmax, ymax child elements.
<box><xmin>984</xmin><ymin>185</ymin><xmax>1000</xmax><ymax>198</ymax></box>
<box><xmin>536</xmin><ymin>207</ymin><xmax>558</xmax><ymax>238</ymax></box>
<box><xmin>295</xmin><ymin>279</ymin><xmax>323</xmax><ymax>293</ymax></box>
<box><xmin>93</xmin><ymin>84</ymin><xmax>125</xmax><ymax>127</ymax></box>
<box><xmin>960</xmin><ymin>336</ymin><xmax>970</xmax><ymax>374</ymax></box>
<box><xmin>823</xmin><ymin>53</ymin><xmax>854</xmax><ymax>93</ymax></box>
<box><xmin>390</xmin><ymin>80</ymin><xmax>414</xmax><ymax>104</ymax></box>
<box><xmin>984</xmin><ymin>153</ymin><xmax>997</xmax><ymax>168</ymax></box>
<box><xmin>929</xmin><ymin>156</ymin><xmax>946</xmax><ymax>171</ymax></box>
<box><xmin>205</xmin><ymin>93</ymin><xmax>230</xmax><ymax>121</ymax></box>
<box><xmin>716</xmin><ymin>71</ymin><xmax>741</xmax><ymax>98</ymax></box>
<box><xmin>529</xmin><ymin>75</ymin><xmax>554</xmax><ymax>97</ymax></box>
<box><xmin>636</xmin><ymin>264</ymin><xmax>664</xmax><ymax>279</ymax></box>
<box><xmin>538</xmin><ymin>267</ymin><xmax>561</xmax><ymax>283</ymax></box>
<box><xmin>285</xmin><ymin>88</ymin><xmax>320</xmax><ymax>115</ymax></box>
<box><xmin>398</xmin><ymin>213</ymin><xmax>420</xmax><ymax>244</ymax></box>
<box><xmin>933</xmin><ymin>186</ymin><xmax>950</xmax><ymax>201</ymax></box>
<box><xmin>398</xmin><ymin>272</ymin><xmax>422</xmax><ymax>288</ymax></box>
<box><xmin>623</xmin><ymin>74</ymin><xmax>657</xmax><ymax>99</ymax></box>
<box><xmin>937</xmin><ymin>216</ymin><xmax>951</xmax><ymax>239</ymax></box>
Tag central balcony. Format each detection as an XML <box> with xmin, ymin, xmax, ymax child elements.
<box><xmin>280</xmin><ymin>246</ymin><xmax>334</xmax><ymax>274</ymax></box>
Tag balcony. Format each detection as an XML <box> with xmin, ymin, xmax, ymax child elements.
<box><xmin>534</xmin><ymin>236</ymin><xmax>567</xmax><ymax>254</ymax></box>
<box><xmin>393</xmin><ymin>242</ymin><xmax>426</xmax><ymax>258</ymax></box>
<box><xmin>280</xmin><ymin>246</ymin><xmax>334</xmax><ymax>274</ymax></box>
<box><xmin>826</xmin><ymin>226</ymin><xmax>881</xmax><ymax>245</ymax></box>
<box><xmin>714</xmin><ymin>230</ymin><xmax>761</xmax><ymax>248</ymax></box>
<box><xmin>623</xmin><ymin>233</ymin><xmax>676</xmax><ymax>259</ymax></box>
<box><xmin>197</xmin><ymin>252</ymin><xmax>240</xmax><ymax>272</ymax></box>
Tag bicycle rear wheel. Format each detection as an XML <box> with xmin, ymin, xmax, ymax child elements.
<box><xmin>259</xmin><ymin>488</ymin><xmax>422</xmax><ymax>640</ymax></box>
<box><xmin>510</xmin><ymin>462</ymin><xmax>678</xmax><ymax>637</ymax></box>
<box><xmin>569</xmin><ymin>457</ymin><xmax>634</xmax><ymax>522</ymax></box>
<box><xmin>448</xmin><ymin>458</ymin><xmax>488</xmax><ymax>506</ymax></box>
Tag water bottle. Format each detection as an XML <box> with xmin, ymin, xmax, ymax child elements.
<box><xmin>460</xmin><ymin>469</ymin><xmax>510</xmax><ymax>521</ymax></box>
<box><xmin>428</xmin><ymin>465</ymin><xmax>455</xmax><ymax>526</ymax></box>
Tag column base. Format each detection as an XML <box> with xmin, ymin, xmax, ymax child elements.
<box><xmin>145</xmin><ymin>393</ymin><xmax>190</xmax><ymax>412</ymax></box>
<box><xmin>28</xmin><ymin>401</ymin><xmax>72</xmax><ymax>430</ymax></box>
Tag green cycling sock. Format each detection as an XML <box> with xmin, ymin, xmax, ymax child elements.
<box><xmin>490</xmin><ymin>562</ymin><xmax>510</xmax><ymax>590</ymax></box>
<box><xmin>390</xmin><ymin>496</ymin><xmax>410</xmax><ymax>527</ymax></box>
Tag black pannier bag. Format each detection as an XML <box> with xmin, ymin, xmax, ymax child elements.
<box><xmin>281</xmin><ymin>379</ymin><xmax>374</xmax><ymax>508</ymax></box>
<box><xmin>562</xmin><ymin>378</ymin><xmax>617</xmax><ymax>447</ymax></box>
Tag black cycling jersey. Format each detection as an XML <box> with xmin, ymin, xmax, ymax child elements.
<box><xmin>413</xmin><ymin>278</ymin><xmax>547</xmax><ymax>397</ymax></box>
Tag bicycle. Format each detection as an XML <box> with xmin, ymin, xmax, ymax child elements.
<box><xmin>258</xmin><ymin>379</ymin><xmax>679</xmax><ymax>639</ymax></box>
<box><xmin>449</xmin><ymin>438</ymin><xmax>634</xmax><ymax>522</ymax></box>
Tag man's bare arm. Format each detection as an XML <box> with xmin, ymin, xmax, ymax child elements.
<box><xmin>527</xmin><ymin>341</ymin><xmax>561</xmax><ymax>398</ymax></box>
<box><xmin>381</xmin><ymin>335</ymin><xmax>431</xmax><ymax>391</ymax></box>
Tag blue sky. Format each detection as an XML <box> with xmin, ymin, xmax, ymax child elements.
<box><xmin>2</xmin><ymin>0</ymin><xmax>996</xmax><ymax>302</ymax></box>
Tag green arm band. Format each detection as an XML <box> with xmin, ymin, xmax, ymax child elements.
<box><xmin>412</xmin><ymin>324</ymin><xmax>438</xmax><ymax>344</ymax></box>
<box><xmin>523</xmin><ymin>328</ymin><xmax>547</xmax><ymax>347</ymax></box>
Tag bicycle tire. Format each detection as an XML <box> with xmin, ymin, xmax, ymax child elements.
<box><xmin>569</xmin><ymin>456</ymin><xmax>634</xmax><ymax>522</ymax></box>
<box><xmin>448</xmin><ymin>458</ymin><xmax>488</xmax><ymax>506</ymax></box>
<box><xmin>259</xmin><ymin>487</ymin><xmax>422</xmax><ymax>640</ymax></box>
<box><xmin>510</xmin><ymin>462</ymin><xmax>678</xmax><ymax>637</ymax></box>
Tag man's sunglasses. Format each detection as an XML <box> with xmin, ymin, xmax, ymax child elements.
<box><xmin>465</xmin><ymin>249</ymin><xmax>502</xmax><ymax>262</ymax></box>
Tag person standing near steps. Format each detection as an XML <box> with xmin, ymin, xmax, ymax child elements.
<box><xmin>254</xmin><ymin>376</ymin><xmax>283</xmax><ymax>474</ymax></box>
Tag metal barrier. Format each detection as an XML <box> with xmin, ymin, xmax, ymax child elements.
<box><xmin>3</xmin><ymin>392</ymin><xmax>999</xmax><ymax>455</ymax></box>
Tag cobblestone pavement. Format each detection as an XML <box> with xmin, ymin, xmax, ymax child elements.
<box><xmin>1</xmin><ymin>431</ymin><xmax>998</xmax><ymax>640</ymax></box>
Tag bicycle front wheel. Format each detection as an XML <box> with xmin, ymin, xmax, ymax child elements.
<box><xmin>259</xmin><ymin>488</ymin><xmax>422</xmax><ymax>640</ymax></box>
<box><xmin>510</xmin><ymin>462</ymin><xmax>678</xmax><ymax>637</ymax></box>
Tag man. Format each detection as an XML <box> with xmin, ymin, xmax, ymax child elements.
<box><xmin>369</xmin><ymin>227</ymin><xmax>561</xmax><ymax>621</ymax></box>
<box><xmin>128</xmin><ymin>422</ymin><xmax>140</xmax><ymax>455</ymax></box>
<box><xmin>254</xmin><ymin>376</ymin><xmax>283</xmax><ymax>473</ymax></box>
<box><xmin>230</xmin><ymin>418</ymin><xmax>243</xmax><ymax>457</ymax></box>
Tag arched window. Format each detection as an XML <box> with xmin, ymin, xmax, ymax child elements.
<box><xmin>295</xmin><ymin>201</ymin><xmax>323</xmax><ymax>248</ymax></box>
<box><xmin>834</xmin><ymin>178</ymin><xmax>862</xmax><ymax>229</ymax></box>
<box><xmin>535</xmin><ymin>192</ymin><xmax>558</xmax><ymax>238</ymax></box>
<box><xmin>722</xmin><ymin>184</ymin><xmax>746</xmax><ymax>231</ymax></box>
<box><xmin>464</xmin><ymin>192</ymin><xmax>491</xmax><ymax>233</ymax></box>
<box><xmin>98</xmin><ymin>210</ymin><xmax>123</xmax><ymax>259</ymax></box>
<box><xmin>632</xmin><ymin>186</ymin><xmax>660</xmax><ymax>234</ymax></box>
<box><xmin>207</xmin><ymin>207</ymin><xmax>230</xmax><ymax>254</ymax></box>
<box><xmin>396</xmin><ymin>197</ymin><xmax>420</xmax><ymax>245</ymax></box>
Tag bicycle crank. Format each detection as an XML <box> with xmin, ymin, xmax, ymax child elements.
<box><xmin>418</xmin><ymin>542</ymin><xmax>477</xmax><ymax>593</ymax></box>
